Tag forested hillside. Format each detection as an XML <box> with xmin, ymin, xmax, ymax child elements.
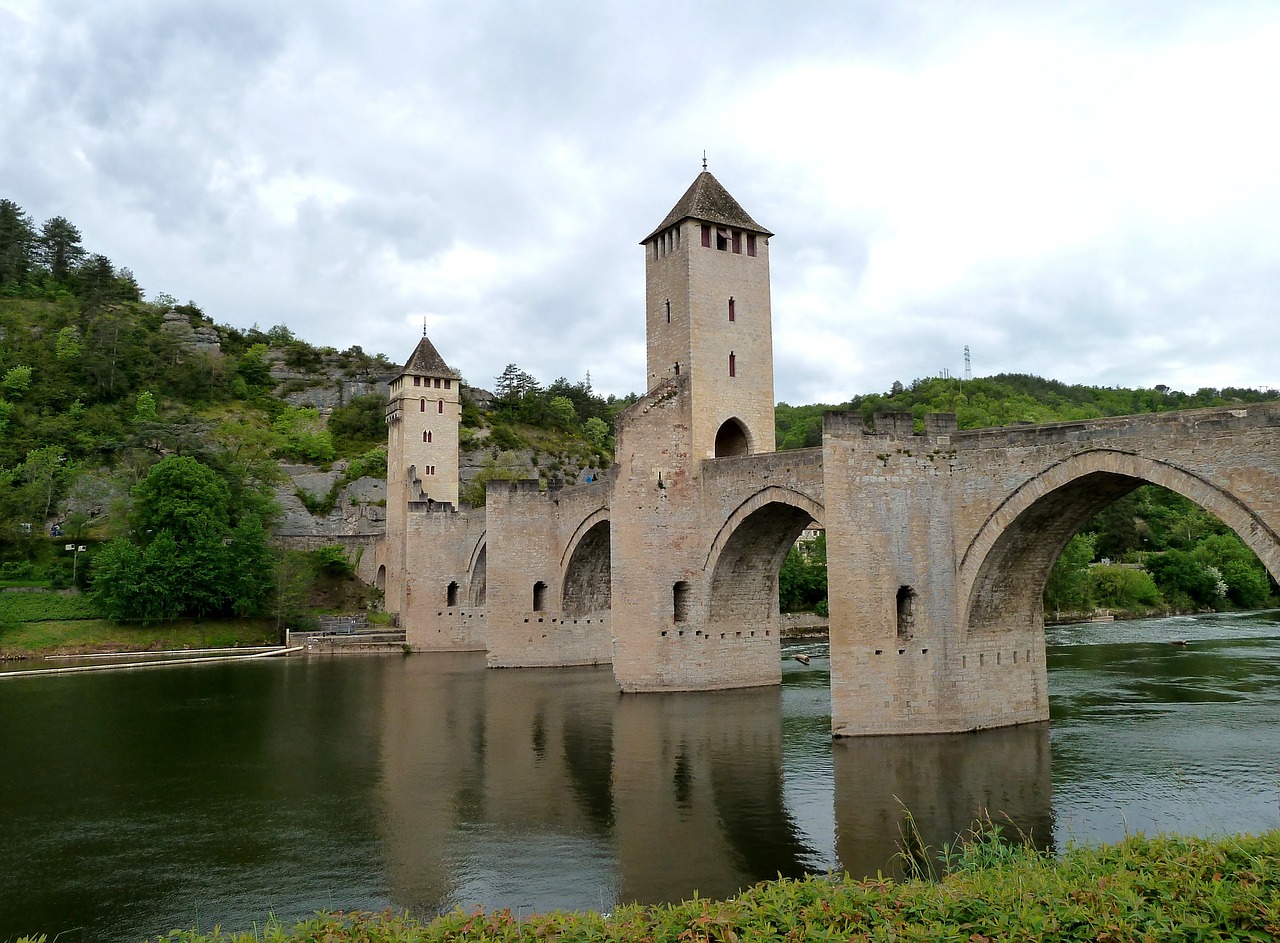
<box><xmin>0</xmin><ymin>197</ymin><xmax>629</xmax><ymax>630</ymax></box>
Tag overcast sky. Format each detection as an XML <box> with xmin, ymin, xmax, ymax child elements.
<box><xmin>3</xmin><ymin>1</ymin><xmax>1278</xmax><ymax>404</ymax></box>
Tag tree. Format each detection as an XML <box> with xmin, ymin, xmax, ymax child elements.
<box><xmin>3</xmin><ymin>365</ymin><xmax>33</xmax><ymax>397</ymax></box>
<box><xmin>91</xmin><ymin>456</ymin><xmax>275</xmax><ymax>621</ymax></box>
<box><xmin>131</xmin><ymin>455</ymin><xmax>231</xmax><ymax>544</ymax></box>
<box><xmin>584</xmin><ymin>417</ymin><xmax>610</xmax><ymax>450</ymax></box>
<box><xmin>1043</xmin><ymin>532</ymin><xmax>1096</xmax><ymax>613</ymax></box>
<box><xmin>55</xmin><ymin>327</ymin><xmax>82</xmax><ymax>362</ymax></box>
<box><xmin>38</xmin><ymin>216</ymin><xmax>85</xmax><ymax>280</ymax></box>
<box><xmin>547</xmin><ymin>395</ymin><xmax>577</xmax><ymax>429</ymax></box>
<box><xmin>494</xmin><ymin>363</ymin><xmax>540</xmax><ymax>399</ymax></box>
<box><xmin>0</xmin><ymin>199</ymin><xmax>35</xmax><ymax>288</ymax></box>
<box><xmin>19</xmin><ymin>445</ymin><xmax>67</xmax><ymax>524</ymax></box>
<box><xmin>133</xmin><ymin>390</ymin><xmax>157</xmax><ymax>423</ymax></box>
<box><xmin>1194</xmin><ymin>533</ymin><xmax>1272</xmax><ymax>609</ymax></box>
<box><xmin>272</xmin><ymin>406</ymin><xmax>335</xmax><ymax>463</ymax></box>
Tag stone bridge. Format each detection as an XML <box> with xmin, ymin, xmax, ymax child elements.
<box><xmin>823</xmin><ymin>403</ymin><xmax>1280</xmax><ymax>735</ymax></box>
<box><xmin>377</xmin><ymin>170</ymin><xmax>1280</xmax><ymax>737</ymax></box>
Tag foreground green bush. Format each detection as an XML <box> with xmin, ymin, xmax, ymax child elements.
<box><xmin>64</xmin><ymin>831</ymin><xmax>1280</xmax><ymax>943</ymax></box>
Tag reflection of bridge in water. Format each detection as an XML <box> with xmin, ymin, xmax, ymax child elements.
<box><xmin>376</xmin><ymin>655</ymin><xmax>1053</xmax><ymax>912</ymax></box>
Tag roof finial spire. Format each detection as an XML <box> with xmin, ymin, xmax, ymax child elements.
<box><xmin>702</xmin><ymin>150</ymin><xmax>708</xmax><ymax>171</ymax></box>
<box><xmin>422</xmin><ymin>317</ymin><xmax>428</xmax><ymax>337</ymax></box>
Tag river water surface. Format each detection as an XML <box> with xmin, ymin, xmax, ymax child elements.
<box><xmin>2</xmin><ymin>610</ymin><xmax>1279</xmax><ymax>942</ymax></box>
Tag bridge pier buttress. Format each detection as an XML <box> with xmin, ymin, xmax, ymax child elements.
<box><xmin>611</xmin><ymin>380</ymin><xmax>784</xmax><ymax>693</ymax></box>
<box><xmin>483</xmin><ymin>479</ymin><xmax>613</xmax><ymax>669</ymax></box>
<box><xmin>823</xmin><ymin>412</ymin><xmax>1049</xmax><ymax>737</ymax></box>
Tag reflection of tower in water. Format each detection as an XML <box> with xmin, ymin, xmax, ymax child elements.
<box><xmin>832</xmin><ymin>722</ymin><xmax>1055</xmax><ymax>879</ymax></box>
<box><xmin>612</xmin><ymin>686</ymin><xmax>815</xmax><ymax>903</ymax></box>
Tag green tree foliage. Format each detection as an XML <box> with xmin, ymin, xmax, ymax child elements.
<box><xmin>2</xmin><ymin>364</ymin><xmax>32</xmax><ymax>396</ymax></box>
<box><xmin>133</xmin><ymin>390</ymin><xmax>157</xmax><ymax>423</ymax></box>
<box><xmin>584</xmin><ymin>417</ymin><xmax>610</xmax><ymax>450</ymax></box>
<box><xmin>779</xmin><ymin>532</ymin><xmax>827</xmax><ymax>612</ymax></box>
<box><xmin>38</xmin><ymin>215</ymin><xmax>85</xmax><ymax>280</ymax></box>
<box><xmin>1043</xmin><ymin>532</ymin><xmax>1097</xmax><ymax>613</ymax></box>
<box><xmin>272</xmin><ymin>406</ymin><xmax>335</xmax><ymax>463</ymax></box>
<box><xmin>0</xmin><ymin>199</ymin><xmax>36</xmax><ymax>289</ymax></box>
<box><xmin>1089</xmin><ymin>564</ymin><xmax>1161</xmax><ymax>609</ymax></box>
<box><xmin>547</xmin><ymin>395</ymin><xmax>577</xmax><ymax>429</ymax></box>
<box><xmin>90</xmin><ymin>456</ymin><xmax>273</xmax><ymax>621</ymax></box>
<box><xmin>328</xmin><ymin>394</ymin><xmax>387</xmax><ymax>454</ymax></box>
<box><xmin>131</xmin><ymin>456</ymin><xmax>231</xmax><ymax>542</ymax></box>
<box><xmin>1193</xmin><ymin>533</ymin><xmax>1271</xmax><ymax>609</ymax></box>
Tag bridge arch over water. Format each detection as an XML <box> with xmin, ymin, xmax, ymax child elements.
<box><xmin>705</xmin><ymin>487</ymin><xmax>824</xmax><ymax>626</ymax></box>
<box><xmin>960</xmin><ymin>449</ymin><xmax>1280</xmax><ymax>638</ymax></box>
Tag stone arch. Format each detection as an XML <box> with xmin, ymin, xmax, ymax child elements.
<box><xmin>562</xmin><ymin>517</ymin><xmax>611</xmax><ymax>617</ymax></box>
<box><xmin>961</xmin><ymin>449</ymin><xmax>1280</xmax><ymax>637</ymax></box>
<box><xmin>375</xmin><ymin>565</ymin><xmax>386</xmax><ymax>593</ymax></box>
<box><xmin>705</xmin><ymin>487</ymin><xmax>825</xmax><ymax>624</ymax></box>
<box><xmin>714</xmin><ymin>418</ymin><xmax>751</xmax><ymax>457</ymax></box>
<box><xmin>467</xmin><ymin>534</ymin><xmax>487</xmax><ymax>607</ymax></box>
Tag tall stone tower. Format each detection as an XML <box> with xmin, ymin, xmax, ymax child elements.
<box><xmin>385</xmin><ymin>333</ymin><xmax>462</xmax><ymax>509</ymax></box>
<box><xmin>641</xmin><ymin>170</ymin><xmax>775</xmax><ymax>459</ymax></box>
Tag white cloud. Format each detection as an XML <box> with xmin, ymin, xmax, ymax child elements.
<box><xmin>3</xmin><ymin>1</ymin><xmax>1279</xmax><ymax>402</ymax></box>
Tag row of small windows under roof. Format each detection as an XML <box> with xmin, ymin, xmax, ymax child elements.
<box><xmin>413</xmin><ymin>376</ymin><xmax>452</xmax><ymax>389</ymax></box>
<box><xmin>650</xmin><ymin>223</ymin><xmax>758</xmax><ymax>257</ymax></box>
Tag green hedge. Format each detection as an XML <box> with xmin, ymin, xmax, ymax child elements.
<box><xmin>107</xmin><ymin>830</ymin><xmax>1280</xmax><ymax>943</ymax></box>
<box><xmin>0</xmin><ymin>590</ymin><xmax>101</xmax><ymax>623</ymax></box>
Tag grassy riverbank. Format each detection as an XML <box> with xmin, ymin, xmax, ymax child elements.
<box><xmin>43</xmin><ymin>830</ymin><xmax>1277</xmax><ymax>943</ymax></box>
<box><xmin>0</xmin><ymin>616</ymin><xmax>278</xmax><ymax>658</ymax></box>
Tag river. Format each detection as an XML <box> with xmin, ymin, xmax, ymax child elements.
<box><xmin>1</xmin><ymin>610</ymin><xmax>1278</xmax><ymax>942</ymax></box>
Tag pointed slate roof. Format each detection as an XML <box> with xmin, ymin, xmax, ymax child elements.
<box><xmin>399</xmin><ymin>334</ymin><xmax>461</xmax><ymax>380</ymax></box>
<box><xmin>642</xmin><ymin>171</ymin><xmax>773</xmax><ymax>243</ymax></box>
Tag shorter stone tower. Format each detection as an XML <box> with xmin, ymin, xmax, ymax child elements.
<box><xmin>385</xmin><ymin>333</ymin><xmax>462</xmax><ymax>509</ymax></box>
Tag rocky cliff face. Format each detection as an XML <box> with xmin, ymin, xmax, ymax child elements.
<box><xmin>267</xmin><ymin>353</ymin><xmax>390</xmax><ymax>413</ymax></box>
<box><xmin>273</xmin><ymin>460</ymin><xmax>387</xmax><ymax>538</ymax></box>
<box><xmin>160</xmin><ymin>310</ymin><xmax>223</xmax><ymax>357</ymax></box>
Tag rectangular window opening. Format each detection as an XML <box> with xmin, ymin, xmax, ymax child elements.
<box><xmin>747</xmin><ymin>233</ymin><xmax>757</xmax><ymax>257</ymax></box>
<box><xmin>728</xmin><ymin>297</ymin><xmax>735</xmax><ymax>322</ymax></box>
<box><xmin>728</xmin><ymin>352</ymin><xmax>736</xmax><ymax>378</ymax></box>
<box><xmin>731</xmin><ymin>231</ymin><xmax>741</xmax><ymax>254</ymax></box>
<box><xmin>701</xmin><ymin>224</ymin><xmax>711</xmax><ymax>247</ymax></box>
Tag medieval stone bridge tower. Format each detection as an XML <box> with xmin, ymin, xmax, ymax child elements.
<box><xmin>377</xmin><ymin>167</ymin><xmax>1280</xmax><ymax>740</ymax></box>
<box><xmin>643</xmin><ymin>170</ymin><xmax>776</xmax><ymax>460</ymax></box>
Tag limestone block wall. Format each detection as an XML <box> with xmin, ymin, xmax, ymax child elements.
<box><xmin>398</xmin><ymin>505</ymin><xmax>487</xmax><ymax>651</ymax></box>
<box><xmin>645</xmin><ymin>220</ymin><xmax>693</xmax><ymax>389</ymax></box>
<box><xmin>685</xmin><ymin>229</ymin><xmax>774</xmax><ymax>459</ymax></box>
<box><xmin>484</xmin><ymin>477</ymin><xmax>614</xmax><ymax>668</ymax></box>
